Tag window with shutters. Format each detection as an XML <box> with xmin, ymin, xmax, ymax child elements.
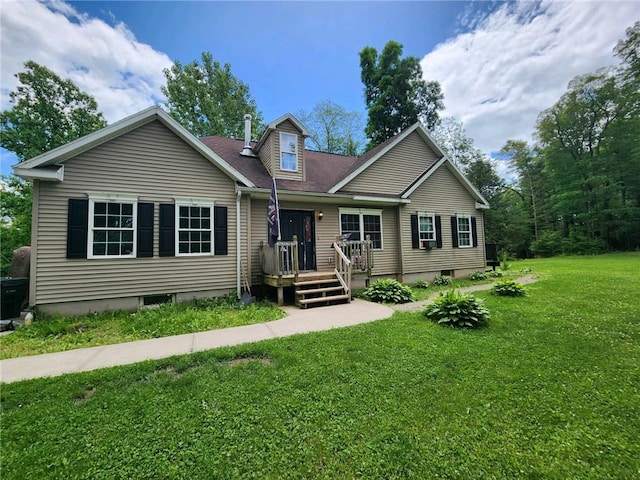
<box><xmin>418</xmin><ymin>213</ymin><xmax>436</xmax><ymax>248</ymax></box>
<box><xmin>175</xmin><ymin>200</ymin><xmax>214</xmax><ymax>256</ymax></box>
<box><xmin>88</xmin><ymin>195</ymin><xmax>137</xmax><ymax>258</ymax></box>
<box><xmin>457</xmin><ymin>214</ymin><xmax>472</xmax><ymax>248</ymax></box>
<box><xmin>339</xmin><ymin>208</ymin><xmax>383</xmax><ymax>249</ymax></box>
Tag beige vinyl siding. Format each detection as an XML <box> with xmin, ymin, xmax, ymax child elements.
<box><xmin>260</xmin><ymin>133</ymin><xmax>273</xmax><ymax>176</ymax></box>
<box><xmin>34</xmin><ymin>120</ymin><xmax>239</xmax><ymax>305</ymax></box>
<box><xmin>271</xmin><ymin>120</ymin><xmax>305</xmax><ymax>182</ymax></box>
<box><xmin>400</xmin><ymin>165</ymin><xmax>485</xmax><ymax>275</ymax></box>
<box><xmin>247</xmin><ymin>199</ymin><xmax>399</xmax><ymax>283</ymax></box>
<box><xmin>341</xmin><ymin>131</ymin><xmax>439</xmax><ymax>195</ymax></box>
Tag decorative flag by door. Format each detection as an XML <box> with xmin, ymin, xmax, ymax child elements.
<box><xmin>267</xmin><ymin>177</ymin><xmax>280</xmax><ymax>246</ymax></box>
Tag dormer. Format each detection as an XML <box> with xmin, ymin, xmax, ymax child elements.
<box><xmin>253</xmin><ymin>113</ymin><xmax>309</xmax><ymax>181</ymax></box>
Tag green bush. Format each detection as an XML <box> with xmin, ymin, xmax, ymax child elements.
<box><xmin>363</xmin><ymin>279</ymin><xmax>415</xmax><ymax>304</ymax></box>
<box><xmin>413</xmin><ymin>279</ymin><xmax>429</xmax><ymax>289</ymax></box>
<box><xmin>499</xmin><ymin>250</ymin><xmax>510</xmax><ymax>271</ymax></box>
<box><xmin>431</xmin><ymin>275</ymin><xmax>452</xmax><ymax>286</ymax></box>
<box><xmin>487</xmin><ymin>270</ymin><xmax>503</xmax><ymax>278</ymax></box>
<box><xmin>492</xmin><ymin>280</ymin><xmax>526</xmax><ymax>297</ymax></box>
<box><xmin>424</xmin><ymin>290</ymin><xmax>490</xmax><ymax>328</ymax></box>
<box><xmin>530</xmin><ymin>231</ymin><xmax>563</xmax><ymax>257</ymax></box>
<box><xmin>470</xmin><ymin>271</ymin><xmax>487</xmax><ymax>281</ymax></box>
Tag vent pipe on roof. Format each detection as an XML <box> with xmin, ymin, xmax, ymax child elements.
<box><xmin>240</xmin><ymin>114</ymin><xmax>253</xmax><ymax>156</ymax></box>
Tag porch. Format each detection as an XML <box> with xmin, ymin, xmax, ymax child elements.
<box><xmin>259</xmin><ymin>236</ymin><xmax>374</xmax><ymax>308</ymax></box>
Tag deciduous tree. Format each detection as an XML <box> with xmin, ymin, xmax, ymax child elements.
<box><xmin>0</xmin><ymin>61</ymin><xmax>106</xmax><ymax>162</ymax></box>
<box><xmin>162</xmin><ymin>52</ymin><xmax>263</xmax><ymax>139</ymax></box>
<box><xmin>298</xmin><ymin>100</ymin><xmax>364</xmax><ymax>155</ymax></box>
<box><xmin>360</xmin><ymin>41</ymin><xmax>444</xmax><ymax>147</ymax></box>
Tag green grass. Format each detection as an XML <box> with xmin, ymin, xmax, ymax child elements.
<box><xmin>1</xmin><ymin>253</ymin><xmax>639</xmax><ymax>479</ymax></box>
<box><xmin>0</xmin><ymin>297</ymin><xmax>285</xmax><ymax>359</ymax></box>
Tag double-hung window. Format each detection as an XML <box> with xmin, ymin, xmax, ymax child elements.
<box><xmin>418</xmin><ymin>213</ymin><xmax>436</xmax><ymax>248</ymax></box>
<box><xmin>457</xmin><ymin>214</ymin><xmax>472</xmax><ymax>247</ymax></box>
<box><xmin>88</xmin><ymin>194</ymin><xmax>137</xmax><ymax>258</ymax></box>
<box><xmin>176</xmin><ymin>199</ymin><xmax>214</xmax><ymax>255</ymax></box>
<box><xmin>339</xmin><ymin>208</ymin><xmax>383</xmax><ymax>249</ymax></box>
<box><xmin>280</xmin><ymin>132</ymin><xmax>298</xmax><ymax>171</ymax></box>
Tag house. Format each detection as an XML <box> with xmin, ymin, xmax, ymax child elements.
<box><xmin>14</xmin><ymin>106</ymin><xmax>489</xmax><ymax>315</ymax></box>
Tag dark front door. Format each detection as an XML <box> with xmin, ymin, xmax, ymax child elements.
<box><xmin>280</xmin><ymin>210</ymin><xmax>316</xmax><ymax>271</ymax></box>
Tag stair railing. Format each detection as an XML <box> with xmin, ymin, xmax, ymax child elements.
<box><xmin>260</xmin><ymin>235</ymin><xmax>299</xmax><ymax>279</ymax></box>
<box><xmin>332</xmin><ymin>241</ymin><xmax>352</xmax><ymax>298</ymax></box>
<box><xmin>335</xmin><ymin>235</ymin><xmax>374</xmax><ymax>277</ymax></box>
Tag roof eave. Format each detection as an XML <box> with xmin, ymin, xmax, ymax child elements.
<box><xmin>13</xmin><ymin>165</ymin><xmax>64</xmax><ymax>182</ymax></box>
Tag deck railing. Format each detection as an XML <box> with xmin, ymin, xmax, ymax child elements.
<box><xmin>332</xmin><ymin>242</ymin><xmax>352</xmax><ymax>298</ymax></box>
<box><xmin>335</xmin><ymin>236</ymin><xmax>374</xmax><ymax>276</ymax></box>
<box><xmin>260</xmin><ymin>235</ymin><xmax>299</xmax><ymax>278</ymax></box>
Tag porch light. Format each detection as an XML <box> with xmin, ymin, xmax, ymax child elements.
<box><xmin>317</xmin><ymin>211</ymin><xmax>324</xmax><ymax>220</ymax></box>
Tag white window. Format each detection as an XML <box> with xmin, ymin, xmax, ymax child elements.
<box><xmin>280</xmin><ymin>132</ymin><xmax>298</xmax><ymax>171</ymax></box>
<box><xmin>418</xmin><ymin>212</ymin><xmax>436</xmax><ymax>248</ymax></box>
<box><xmin>457</xmin><ymin>214</ymin><xmax>472</xmax><ymax>248</ymax></box>
<box><xmin>88</xmin><ymin>194</ymin><xmax>137</xmax><ymax>258</ymax></box>
<box><xmin>176</xmin><ymin>199</ymin><xmax>214</xmax><ymax>256</ymax></box>
<box><xmin>339</xmin><ymin>208</ymin><xmax>383</xmax><ymax>249</ymax></box>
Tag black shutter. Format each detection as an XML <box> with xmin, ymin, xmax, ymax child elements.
<box><xmin>159</xmin><ymin>204</ymin><xmax>175</xmax><ymax>257</ymax></box>
<box><xmin>435</xmin><ymin>215</ymin><xmax>442</xmax><ymax>248</ymax></box>
<box><xmin>411</xmin><ymin>214</ymin><xmax>419</xmax><ymax>249</ymax></box>
<box><xmin>214</xmin><ymin>206</ymin><xmax>228</xmax><ymax>255</ymax></box>
<box><xmin>137</xmin><ymin>203</ymin><xmax>154</xmax><ymax>257</ymax></box>
<box><xmin>451</xmin><ymin>216</ymin><xmax>459</xmax><ymax>248</ymax></box>
<box><xmin>471</xmin><ymin>216</ymin><xmax>478</xmax><ymax>247</ymax></box>
<box><xmin>67</xmin><ymin>199</ymin><xmax>88</xmax><ymax>259</ymax></box>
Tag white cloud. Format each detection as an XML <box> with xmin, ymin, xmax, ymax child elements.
<box><xmin>0</xmin><ymin>0</ymin><xmax>172</xmax><ymax>123</ymax></box>
<box><xmin>421</xmin><ymin>0</ymin><xmax>639</xmax><ymax>156</ymax></box>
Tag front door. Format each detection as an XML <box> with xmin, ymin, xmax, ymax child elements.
<box><xmin>280</xmin><ymin>210</ymin><xmax>316</xmax><ymax>271</ymax></box>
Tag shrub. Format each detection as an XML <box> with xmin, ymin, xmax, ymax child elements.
<box><xmin>487</xmin><ymin>270</ymin><xmax>503</xmax><ymax>278</ymax></box>
<box><xmin>520</xmin><ymin>267</ymin><xmax>533</xmax><ymax>273</ymax></box>
<box><xmin>470</xmin><ymin>271</ymin><xmax>487</xmax><ymax>281</ymax></box>
<box><xmin>492</xmin><ymin>280</ymin><xmax>526</xmax><ymax>297</ymax></box>
<box><xmin>413</xmin><ymin>279</ymin><xmax>429</xmax><ymax>289</ymax></box>
<box><xmin>424</xmin><ymin>290</ymin><xmax>490</xmax><ymax>328</ymax></box>
<box><xmin>363</xmin><ymin>279</ymin><xmax>415</xmax><ymax>304</ymax></box>
<box><xmin>431</xmin><ymin>275</ymin><xmax>452</xmax><ymax>286</ymax></box>
<box><xmin>499</xmin><ymin>250</ymin><xmax>510</xmax><ymax>271</ymax></box>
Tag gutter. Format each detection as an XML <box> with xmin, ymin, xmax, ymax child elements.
<box><xmin>236</xmin><ymin>186</ymin><xmax>411</xmax><ymax>206</ymax></box>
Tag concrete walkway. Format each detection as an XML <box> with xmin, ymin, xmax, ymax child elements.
<box><xmin>0</xmin><ymin>276</ymin><xmax>538</xmax><ymax>384</ymax></box>
<box><xmin>0</xmin><ymin>299</ymin><xmax>394</xmax><ymax>384</ymax></box>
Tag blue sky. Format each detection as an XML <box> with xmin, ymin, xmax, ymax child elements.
<box><xmin>1</xmin><ymin>1</ymin><xmax>638</xmax><ymax>177</ymax></box>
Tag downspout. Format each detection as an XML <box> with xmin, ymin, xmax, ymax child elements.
<box><xmin>236</xmin><ymin>188</ymin><xmax>242</xmax><ymax>299</ymax></box>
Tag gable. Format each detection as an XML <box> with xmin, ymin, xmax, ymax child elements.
<box><xmin>407</xmin><ymin>164</ymin><xmax>479</xmax><ymax>212</ymax></box>
<box><xmin>339</xmin><ymin>130</ymin><xmax>439</xmax><ymax>195</ymax></box>
<box><xmin>61</xmin><ymin>120</ymin><xmax>237</xmax><ymax>196</ymax></box>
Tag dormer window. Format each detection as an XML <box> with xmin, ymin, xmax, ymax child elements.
<box><xmin>280</xmin><ymin>132</ymin><xmax>298</xmax><ymax>171</ymax></box>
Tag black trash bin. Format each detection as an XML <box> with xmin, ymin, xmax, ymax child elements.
<box><xmin>1</xmin><ymin>277</ymin><xmax>28</xmax><ymax>320</ymax></box>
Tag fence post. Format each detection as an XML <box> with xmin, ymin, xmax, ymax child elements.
<box><xmin>292</xmin><ymin>235</ymin><xmax>299</xmax><ymax>279</ymax></box>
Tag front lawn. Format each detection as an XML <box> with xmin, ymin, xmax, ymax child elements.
<box><xmin>1</xmin><ymin>253</ymin><xmax>639</xmax><ymax>478</ymax></box>
<box><xmin>0</xmin><ymin>297</ymin><xmax>285</xmax><ymax>359</ymax></box>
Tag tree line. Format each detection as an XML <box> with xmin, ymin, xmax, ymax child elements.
<box><xmin>1</xmin><ymin>27</ymin><xmax>638</xmax><ymax>273</ymax></box>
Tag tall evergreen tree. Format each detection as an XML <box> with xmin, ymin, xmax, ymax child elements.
<box><xmin>359</xmin><ymin>41</ymin><xmax>444</xmax><ymax>147</ymax></box>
